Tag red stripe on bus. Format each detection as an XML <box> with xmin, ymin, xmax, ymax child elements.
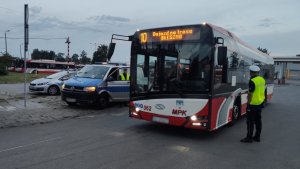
<box><xmin>210</xmin><ymin>97</ymin><xmax>226</xmax><ymax>130</ymax></box>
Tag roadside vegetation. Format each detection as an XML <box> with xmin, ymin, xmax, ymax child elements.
<box><xmin>0</xmin><ymin>72</ymin><xmax>46</xmax><ymax>84</ymax></box>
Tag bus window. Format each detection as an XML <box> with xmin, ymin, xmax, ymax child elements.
<box><xmin>136</xmin><ymin>54</ymin><xmax>148</xmax><ymax>93</ymax></box>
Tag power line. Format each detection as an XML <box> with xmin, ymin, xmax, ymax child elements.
<box><xmin>0</xmin><ymin>37</ymin><xmax>67</xmax><ymax>40</ymax></box>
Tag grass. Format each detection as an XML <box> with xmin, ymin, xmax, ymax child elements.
<box><xmin>0</xmin><ymin>72</ymin><xmax>47</xmax><ymax>84</ymax></box>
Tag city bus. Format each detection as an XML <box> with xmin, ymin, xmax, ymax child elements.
<box><xmin>8</xmin><ymin>59</ymin><xmax>75</xmax><ymax>74</ymax></box>
<box><xmin>108</xmin><ymin>23</ymin><xmax>274</xmax><ymax>131</ymax></box>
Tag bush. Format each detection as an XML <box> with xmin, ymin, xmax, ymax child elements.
<box><xmin>0</xmin><ymin>63</ymin><xmax>8</xmax><ymax>75</ymax></box>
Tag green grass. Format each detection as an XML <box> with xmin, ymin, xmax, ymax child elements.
<box><xmin>0</xmin><ymin>72</ymin><xmax>47</xmax><ymax>84</ymax></box>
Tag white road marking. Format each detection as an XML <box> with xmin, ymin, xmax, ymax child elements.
<box><xmin>0</xmin><ymin>137</ymin><xmax>61</xmax><ymax>153</ymax></box>
<box><xmin>5</xmin><ymin>106</ymin><xmax>16</xmax><ymax>111</ymax></box>
<box><xmin>110</xmin><ymin>131</ymin><xmax>125</xmax><ymax>137</ymax></box>
<box><xmin>169</xmin><ymin>145</ymin><xmax>190</xmax><ymax>152</ymax></box>
<box><xmin>111</xmin><ymin>112</ymin><xmax>126</xmax><ymax>116</ymax></box>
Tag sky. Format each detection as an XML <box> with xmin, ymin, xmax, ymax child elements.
<box><xmin>0</xmin><ymin>0</ymin><xmax>300</xmax><ymax>63</ymax></box>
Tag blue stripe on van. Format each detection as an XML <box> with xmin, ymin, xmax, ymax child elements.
<box><xmin>106</xmin><ymin>86</ymin><xmax>130</xmax><ymax>92</ymax></box>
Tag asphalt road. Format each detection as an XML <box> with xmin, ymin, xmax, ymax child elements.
<box><xmin>0</xmin><ymin>82</ymin><xmax>299</xmax><ymax>169</ymax></box>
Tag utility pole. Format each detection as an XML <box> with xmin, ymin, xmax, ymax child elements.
<box><xmin>24</xmin><ymin>4</ymin><xmax>29</xmax><ymax>107</ymax></box>
<box><xmin>4</xmin><ymin>30</ymin><xmax>10</xmax><ymax>55</ymax></box>
<box><xmin>65</xmin><ymin>37</ymin><xmax>71</xmax><ymax>62</ymax></box>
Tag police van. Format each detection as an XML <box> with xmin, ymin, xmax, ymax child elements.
<box><xmin>61</xmin><ymin>64</ymin><xmax>130</xmax><ymax>108</ymax></box>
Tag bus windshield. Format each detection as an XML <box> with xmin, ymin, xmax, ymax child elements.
<box><xmin>76</xmin><ymin>65</ymin><xmax>109</xmax><ymax>79</ymax></box>
<box><xmin>134</xmin><ymin>42</ymin><xmax>212</xmax><ymax>95</ymax></box>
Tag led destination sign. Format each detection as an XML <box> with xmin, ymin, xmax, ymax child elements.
<box><xmin>139</xmin><ymin>27</ymin><xmax>200</xmax><ymax>43</ymax></box>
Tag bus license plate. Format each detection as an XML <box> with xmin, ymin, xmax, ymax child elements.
<box><xmin>66</xmin><ymin>98</ymin><xmax>76</xmax><ymax>102</ymax></box>
<box><xmin>152</xmin><ymin>117</ymin><xmax>169</xmax><ymax>124</ymax></box>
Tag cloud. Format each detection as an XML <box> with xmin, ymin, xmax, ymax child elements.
<box><xmin>257</xmin><ymin>18</ymin><xmax>278</xmax><ymax>27</ymax></box>
<box><xmin>28</xmin><ymin>16</ymin><xmax>107</xmax><ymax>33</ymax></box>
<box><xmin>88</xmin><ymin>15</ymin><xmax>131</xmax><ymax>24</ymax></box>
<box><xmin>29</xmin><ymin>6</ymin><xmax>42</xmax><ymax>17</ymax></box>
<box><xmin>25</xmin><ymin>14</ymin><xmax>133</xmax><ymax>34</ymax></box>
<box><xmin>225</xmin><ymin>25</ymin><xmax>246</xmax><ymax>33</ymax></box>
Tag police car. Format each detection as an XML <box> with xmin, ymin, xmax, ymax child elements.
<box><xmin>29</xmin><ymin>70</ymin><xmax>76</xmax><ymax>95</ymax></box>
<box><xmin>61</xmin><ymin>64</ymin><xmax>130</xmax><ymax>108</ymax></box>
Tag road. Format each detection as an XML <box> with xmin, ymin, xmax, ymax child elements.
<box><xmin>0</xmin><ymin>82</ymin><xmax>299</xmax><ymax>169</ymax></box>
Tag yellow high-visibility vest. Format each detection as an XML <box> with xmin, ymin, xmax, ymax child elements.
<box><xmin>250</xmin><ymin>76</ymin><xmax>266</xmax><ymax>105</ymax></box>
<box><xmin>120</xmin><ymin>73</ymin><xmax>130</xmax><ymax>81</ymax></box>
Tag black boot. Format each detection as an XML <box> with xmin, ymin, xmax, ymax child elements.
<box><xmin>240</xmin><ymin>137</ymin><xmax>253</xmax><ymax>143</ymax></box>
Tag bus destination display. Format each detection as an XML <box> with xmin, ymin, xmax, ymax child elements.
<box><xmin>140</xmin><ymin>27</ymin><xmax>200</xmax><ymax>43</ymax></box>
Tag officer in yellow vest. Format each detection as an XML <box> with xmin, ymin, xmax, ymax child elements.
<box><xmin>241</xmin><ymin>65</ymin><xmax>266</xmax><ymax>143</ymax></box>
<box><xmin>120</xmin><ymin>69</ymin><xmax>130</xmax><ymax>81</ymax></box>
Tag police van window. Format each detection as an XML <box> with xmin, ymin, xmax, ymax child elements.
<box><xmin>119</xmin><ymin>68</ymin><xmax>130</xmax><ymax>81</ymax></box>
<box><xmin>107</xmin><ymin>67</ymin><xmax>118</xmax><ymax>81</ymax></box>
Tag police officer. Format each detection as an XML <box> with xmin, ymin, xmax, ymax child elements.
<box><xmin>241</xmin><ymin>65</ymin><xmax>266</xmax><ymax>143</ymax></box>
<box><xmin>120</xmin><ymin>69</ymin><xmax>130</xmax><ymax>81</ymax></box>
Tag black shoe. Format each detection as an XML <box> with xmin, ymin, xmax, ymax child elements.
<box><xmin>240</xmin><ymin>137</ymin><xmax>253</xmax><ymax>143</ymax></box>
<box><xmin>253</xmin><ymin>137</ymin><xmax>260</xmax><ymax>142</ymax></box>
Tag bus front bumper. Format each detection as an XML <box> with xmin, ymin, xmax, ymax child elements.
<box><xmin>129</xmin><ymin>108</ymin><xmax>209</xmax><ymax>130</ymax></box>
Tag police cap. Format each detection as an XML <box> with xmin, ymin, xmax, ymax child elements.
<box><xmin>249</xmin><ymin>65</ymin><xmax>260</xmax><ymax>72</ymax></box>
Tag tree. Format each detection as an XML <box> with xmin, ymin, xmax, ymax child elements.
<box><xmin>257</xmin><ymin>46</ymin><xmax>270</xmax><ymax>55</ymax></box>
<box><xmin>54</xmin><ymin>52</ymin><xmax>66</xmax><ymax>62</ymax></box>
<box><xmin>92</xmin><ymin>44</ymin><xmax>108</xmax><ymax>64</ymax></box>
<box><xmin>31</xmin><ymin>49</ymin><xmax>56</xmax><ymax>60</ymax></box>
<box><xmin>80</xmin><ymin>50</ymin><xmax>91</xmax><ymax>64</ymax></box>
<box><xmin>0</xmin><ymin>53</ymin><xmax>13</xmax><ymax>75</ymax></box>
<box><xmin>71</xmin><ymin>53</ymin><xmax>80</xmax><ymax>64</ymax></box>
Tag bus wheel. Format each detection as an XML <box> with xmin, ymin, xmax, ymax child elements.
<box><xmin>48</xmin><ymin>85</ymin><xmax>60</xmax><ymax>95</ymax></box>
<box><xmin>229</xmin><ymin>101</ymin><xmax>240</xmax><ymax>126</ymax></box>
<box><xmin>264</xmin><ymin>90</ymin><xmax>268</xmax><ymax>107</ymax></box>
<box><xmin>98</xmin><ymin>94</ymin><xmax>109</xmax><ymax>109</ymax></box>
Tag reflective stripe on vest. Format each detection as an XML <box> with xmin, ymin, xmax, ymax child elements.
<box><xmin>120</xmin><ymin>73</ymin><xmax>130</xmax><ymax>80</ymax></box>
<box><xmin>250</xmin><ymin>76</ymin><xmax>266</xmax><ymax>105</ymax></box>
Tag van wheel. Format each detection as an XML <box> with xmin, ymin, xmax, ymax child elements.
<box><xmin>98</xmin><ymin>94</ymin><xmax>109</xmax><ymax>109</ymax></box>
<box><xmin>48</xmin><ymin>85</ymin><xmax>60</xmax><ymax>95</ymax></box>
<box><xmin>66</xmin><ymin>102</ymin><xmax>76</xmax><ymax>106</ymax></box>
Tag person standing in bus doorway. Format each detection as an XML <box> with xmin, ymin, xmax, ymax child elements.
<box><xmin>241</xmin><ymin>65</ymin><xmax>266</xmax><ymax>143</ymax></box>
<box><xmin>120</xmin><ymin>68</ymin><xmax>130</xmax><ymax>81</ymax></box>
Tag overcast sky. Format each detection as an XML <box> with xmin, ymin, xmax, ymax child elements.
<box><xmin>0</xmin><ymin>0</ymin><xmax>299</xmax><ymax>63</ymax></box>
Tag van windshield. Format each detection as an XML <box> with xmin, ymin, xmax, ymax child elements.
<box><xmin>76</xmin><ymin>65</ymin><xmax>109</xmax><ymax>79</ymax></box>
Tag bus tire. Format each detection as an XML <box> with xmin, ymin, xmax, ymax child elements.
<box><xmin>48</xmin><ymin>85</ymin><xmax>60</xmax><ymax>95</ymax></box>
<box><xmin>228</xmin><ymin>100</ymin><xmax>240</xmax><ymax>126</ymax></box>
<box><xmin>264</xmin><ymin>89</ymin><xmax>268</xmax><ymax>107</ymax></box>
<box><xmin>98</xmin><ymin>93</ymin><xmax>109</xmax><ymax>109</ymax></box>
<box><xmin>32</xmin><ymin>70</ymin><xmax>38</xmax><ymax>74</ymax></box>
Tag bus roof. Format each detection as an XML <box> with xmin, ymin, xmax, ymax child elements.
<box><xmin>208</xmin><ymin>23</ymin><xmax>274</xmax><ymax>64</ymax></box>
<box><xmin>137</xmin><ymin>23</ymin><xmax>273</xmax><ymax>65</ymax></box>
<box><xmin>27</xmin><ymin>59</ymin><xmax>75</xmax><ymax>65</ymax></box>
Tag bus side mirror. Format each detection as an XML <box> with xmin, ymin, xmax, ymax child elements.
<box><xmin>106</xmin><ymin>43</ymin><xmax>116</xmax><ymax>62</ymax></box>
<box><xmin>218</xmin><ymin>46</ymin><xmax>227</xmax><ymax>66</ymax></box>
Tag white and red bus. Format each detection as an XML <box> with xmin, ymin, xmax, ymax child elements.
<box><xmin>8</xmin><ymin>59</ymin><xmax>75</xmax><ymax>74</ymax></box>
<box><xmin>109</xmin><ymin>23</ymin><xmax>274</xmax><ymax>131</ymax></box>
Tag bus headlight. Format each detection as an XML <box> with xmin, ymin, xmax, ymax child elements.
<box><xmin>135</xmin><ymin>107</ymin><xmax>140</xmax><ymax>112</ymax></box>
<box><xmin>83</xmin><ymin>86</ymin><xmax>96</xmax><ymax>92</ymax></box>
<box><xmin>190</xmin><ymin>115</ymin><xmax>197</xmax><ymax>121</ymax></box>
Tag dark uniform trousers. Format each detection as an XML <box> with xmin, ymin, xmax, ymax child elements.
<box><xmin>246</xmin><ymin>104</ymin><xmax>262</xmax><ymax>139</ymax></box>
